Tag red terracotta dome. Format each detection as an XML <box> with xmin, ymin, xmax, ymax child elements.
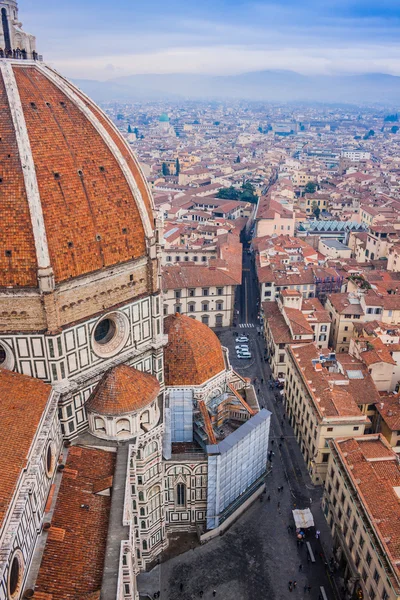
<box><xmin>164</xmin><ymin>314</ymin><xmax>226</xmax><ymax>386</ymax></box>
<box><xmin>0</xmin><ymin>61</ymin><xmax>154</xmax><ymax>288</ymax></box>
<box><xmin>86</xmin><ymin>364</ymin><xmax>160</xmax><ymax>416</ymax></box>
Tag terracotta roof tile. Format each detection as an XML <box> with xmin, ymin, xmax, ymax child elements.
<box><xmin>164</xmin><ymin>314</ymin><xmax>225</xmax><ymax>386</ymax></box>
<box><xmin>86</xmin><ymin>364</ymin><xmax>160</xmax><ymax>416</ymax></box>
<box><xmin>335</xmin><ymin>436</ymin><xmax>400</xmax><ymax>580</ymax></box>
<box><xmin>1</xmin><ymin>64</ymin><xmax>152</xmax><ymax>287</ymax></box>
<box><xmin>35</xmin><ymin>446</ymin><xmax>116</xmax><ymax>600</ymax></box>
<box><xmin>0</xmin><ymin>369</ymin><xmax>51</xmax><ymax>528</ymax></box>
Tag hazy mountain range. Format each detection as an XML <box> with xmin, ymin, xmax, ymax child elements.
<box><xmin>74</xmin><ymin>70</ymin><xmax>400</xmax><ymax>105</ymax></box>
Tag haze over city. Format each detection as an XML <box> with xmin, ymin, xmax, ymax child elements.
<box><xmin>23</xmin><ymin>0</ymin><xmax>400</xmax><ymax>103</ymax></box>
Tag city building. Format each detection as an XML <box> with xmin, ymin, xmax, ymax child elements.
<box><xmin>285</xmin><ymin>344</ymin><xmax>371</xmax><ymax>484</ymax></box>
<box><xmin>262</xmin><ymin>291</ymin><xmax>331</xmax><ymax>379</ymax></box>
<box><xmin>323</xmin><ymin>435</ymin><xmax>400</xmax><ymax>600</ymax></box>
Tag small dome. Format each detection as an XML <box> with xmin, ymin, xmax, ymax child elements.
<box><xmin>164</xmin><ymin>314</ymin><xmax>225</xmax><ymax>386</ymax></box>
<box><xmin>86</xmin><ymin>364</ymin><xmax>160</xmax><ymax>416</ymax></box>
<box><xmin>159</xmin><ymin>113</ymin><xmax>169</xmax><ymax>122</ymax></box>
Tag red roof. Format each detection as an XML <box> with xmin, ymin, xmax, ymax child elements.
<box><xmin>0</xmin><ymin>64</ymin><xmax>153</xmax><ymax>288</ymax></box>
<box><xmin>86</xmin><ymin>364</ymin><xmax>160</xmax><ymax>416</ymax></box>
<box><xmin>164</xmin><ymin>314</ymin><xmax>225</xmax><ymax>386</ymax></box>
<box><xmin>0</xmin><ymin>369</ymin><xmax>52</xmax><ymax>528</ymax></box>
<box><xmin>35</xmin><ymin>446</ymin><xmax>116</xmax><ymax>599</ymax></box>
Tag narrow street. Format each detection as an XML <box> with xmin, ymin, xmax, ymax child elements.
<box><xmin>147</xmin><ymin>244</ymin><xmax>339</xmax><ymax>600</ymax></box>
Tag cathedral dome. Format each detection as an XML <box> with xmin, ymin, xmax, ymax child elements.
<box><xmin>86</xmin><ymin>364</ymin><xmax>160</xmax><ymax>417</ymax></box>
<box><xmin>0</xmin><ymin>61</ymin><xmax>155</xmax><ymax>291</ymax></box>
<box><xmin>164</xmin><ymin>314</ymin><xmax>226</xmax><ymax>386</ymax></box>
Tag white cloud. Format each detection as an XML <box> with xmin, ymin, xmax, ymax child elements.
<box><xmin>53</xmin><ymin>43</ymin><xmax>400</xmax><ymax>80</ymax></box>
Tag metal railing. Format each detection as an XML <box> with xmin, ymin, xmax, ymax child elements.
<box><xmin>0</xmin><ymin>49</ymin><xmax>43</xmax><ymax>61</ymax></box>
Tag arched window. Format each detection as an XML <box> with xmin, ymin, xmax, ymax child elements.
<box><xmin>177</xmin><ymin>483</ymin><xmax>186</xmax><ymax>507</ymax></box>
<box><xmin>141</xmin><ymin>520</ymin><xmax>146</xmax><ymax>530</ymax></box>
<box><xmin>149</xmin><ymin>486</ymin><xmax>161</xmax><ymax>512</ymax></box>
<box><xmin>132</xmin><ymin>500</ymin><xmax>136</xmax><ymax>510</ymax></box>
<box><xmin>141</xmin><ymin>411</ymin><xmax>150</xmax><ymax>425</ymax></box>
<box><xmin>94</xmin><ymin>417</ymin><xmax>106</xmax><ymax>432</ymax></box>
<box><xmin>116</xmin><ymin>419</ymin><xmax>131</xmax><ymax>435</ymax></box>
<box><xmin>143</xmin><ymin>540</ymin><xmax>147</xmax><ymax>550</ymax></box>
<box><xmin>144</xmin><ymin>441</ymin><xmax>158</xmax><ymax>457</ymax></box>
<box><xmin>140</xmin><ymin>507</ymin><xmax>145</xmax><ymax>516</ymax></box>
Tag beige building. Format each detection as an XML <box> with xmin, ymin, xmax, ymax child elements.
<box><xmin>375</xmin><ymin>393</ymin><xmax>400</xmax><ymax>450</ymax></box>
<box><xmin>291</xmin><ymin>170</ymin><xmax>316</xmax><ymax>187</ymax></box>
<box><xmin>325</xmin><ymin>292</ymin><xmax>383</xmax><ymax>353</ymax></box>
<box><xmin>365</xmin><ymin>225</ymin><xmax>398</xmax><ymax>262</ymax></box>
<box><xmin>318</xmin><ymin>238</ymin><xmax>352</xmax><ymax>260</ymax></box>
<box><xmin>262</xmin><ymin>291</ymin><xmax>330</xmax><ymax>380</ymax></box>
<box><xmin>323</xmin><ymin>435</ymin><xmax>400</xmax><ymax>600</ymax></box>
<box><xmin>162</xmin><ymin>266</ymin><xmax>239</xmax><ymax>327</ymax></box>
<box><xmin>349</xmin><ymin>336</ymin><xmax>397</xmax><ymax>392</ymax></box>
<box><xmin>255</xmin><ymin>197</ymin><xmax>295</xmax><ymax>238</ymax></box>
<box><xmin>285</xmin><ymin>344</ymin><xmax>370</xmax><ymax>484</ymax></box>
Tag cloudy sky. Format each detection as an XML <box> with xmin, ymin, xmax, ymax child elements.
<box><xmin>23</xmin><ymin>0</ymin><xmax>400</xmax><ymax>80</ymax></box>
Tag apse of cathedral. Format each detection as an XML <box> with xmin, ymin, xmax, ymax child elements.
<box><xmin>0</xmin><ymin>3</ymin><xmax>270</xmax><ymax>599</ymax></box>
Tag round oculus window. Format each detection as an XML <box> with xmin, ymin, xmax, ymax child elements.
<box><xmin>0</xmin><ymin>342</ymin><xmax>15</xmax><ymax>371</ymax></box>
<box><xmin>94</xmin><ymin>319</ymin><xmax>116</xmax><ymax>345</ymax></box>
<box><xmin>91</xmin><ymin>312</ymin><xmax>130</xmax><ymax>359</ymax></box>
<box><xmin>8</xmin><ymin>551</ymin><xmax>23</xmax><ymax>600</ymax></box>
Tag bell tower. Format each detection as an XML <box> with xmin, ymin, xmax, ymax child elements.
<box><xmin>0</xmin><ymin>0</ymin><xmax>37</xmax><ymax>58</ymax></box>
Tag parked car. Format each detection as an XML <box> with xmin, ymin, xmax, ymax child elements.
<box><xmin>236</xmin><ymin>348</ymin><xmax>251</xmax><ymax>356</ymax></box>
<box><xmin>237</xmin><ymin>352</ymin><xmax>252</xmax><ymax>359</ymax></box>
<box><xmin>235</xmin><ymin>344</ymin><xmax>249</xmax><ymax>350</ymax></box>
<box><xmin>236</xmin><ymin>336</ymin><xmax>249</xmax><ymax>343</ymax></box>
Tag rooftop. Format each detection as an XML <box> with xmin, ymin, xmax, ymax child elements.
<box><xmin>288</xmin><ymin>344</ymin><xmax>370</xmax><ymax>421</ymax></box>
<box><xmin>0</xmin><ymin>369</ymin><xmax>52</xmax><ymax>529</ymax></box>
<box><xmin>333</xmin><ymin>435</ymin><xmax>400</xmax><ymax>585</ymax></box>
<box><xmin>164</xmin><ymin>313</ymin><xmax>226</xmax><ymax>386</ymax></box>
<box><xmin>86</xmin><ymin>364</ymin><xmax>160</xmax><ymax>416</ymax></box>
<box><xmin>35</xmin><ymin>446</ymin><xmax>116</xmax><ymax>599</ymax></box>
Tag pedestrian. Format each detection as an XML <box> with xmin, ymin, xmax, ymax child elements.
<box><xmin>283</xmin><ymin>413</ymin><xmax>286</xmax><ymax>420</ymax></box>
<box><xmin>303</xmin><ymin>584</ymin><xmax>308</xmax><ymax>593</ymax></box>
<box><xmin>180</xmin><ymin>583</ymin><xmax>183</xmax><ymax>592</ymax></box>
<box><xmin>288</xmin><ymin>581</ymin><xmax>293</xmax><ymax>592</ymax></box>
<box><xmin>279</xmin><ymin>443</ymin><xmax>282</xmax><ymax>448</ymax></box>
<box><xmin>267</xmin><ymin>494</ymin><xmax>270</xmax><ymax>501</ymax></box>
<box><xmin>293</xmin><ymin>581</ymin><xmax>297</xmax><ymax>589</ymax></box>
<box><xmin>213</xmin><ymin>591</ymin><xmax>216</xmax><ymax>597</ymax></box>
<box><xmin>280</xmin><ymin>435</ymin><xmax>284</xmax><ymax>441</ymax></box>
<box><xmin>200</xmin><ymin>592</ymin><xmax>203</xmax><ymax>598</ymax></box>
<box><xmin>281</xmin><ymin>419</ymin><xmax>284</xmax><ymax>426</ymax></box>
<box><xmin>261</xmin><ymin>378</ymin><xmax>264</xmax><ymax>384</ymax></box>
<box><xmin>271</xmin><ymin>439</ymin><xmax>274</xmax><ymax>445</ymax></box>
<box><xmin>298</xmin><ymin>563</ymin><xmax>302</xmax><ymax>571</ymax></box>
<box><xmin>316</xmin><ymin>530</ymin><xmax>320</xmax><ymax>540</ymax></box>
<box><xmin>307</xmin><ymin>585</ymin><xmax>312</xmax><ymax>593</ymax></box>
<box><xmin>277</xmin><ymin>501</ymin><xmax>280</xmax><ymax>509</ymax></box>
<box><xmin>307</xmin><ymin>553</ymin><xmax>310</xmax><ymax>563</ymax></box>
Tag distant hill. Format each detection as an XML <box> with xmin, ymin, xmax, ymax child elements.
<box><xmin>74</xmin><ymin>70</ymin><xmax>400</xmax><ymax>105</ymax></box>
